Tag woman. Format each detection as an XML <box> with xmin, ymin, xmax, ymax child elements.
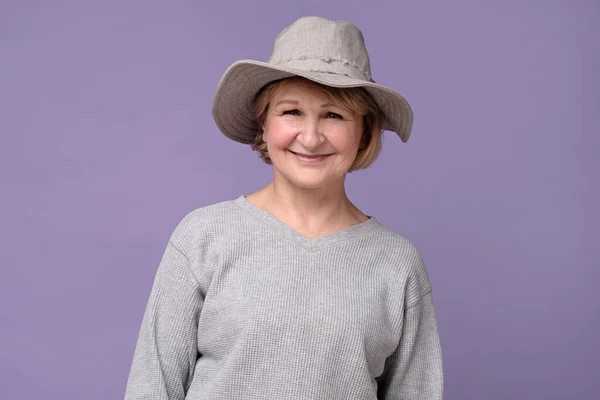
<box><xmin>125</xmin><ymin>16</ymin><xmax>443</xmax><ymax>400</ymax></box>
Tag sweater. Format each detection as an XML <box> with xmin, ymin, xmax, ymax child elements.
<box><xmin>124</xmin><ymin>196</ymin><xmax>444</xmax><ymax>399</ymax></box>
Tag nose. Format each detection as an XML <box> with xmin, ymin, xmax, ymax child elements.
<box><xmin>297</xmin><ymin>118</ymin><xmax>325</xmax><ymax>149</ymax></box>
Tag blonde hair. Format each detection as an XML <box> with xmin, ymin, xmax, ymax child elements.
<box><xmin>251</xmin><ymin>77</ymin><xmax>384</xmax><ymax>172</ymax></box>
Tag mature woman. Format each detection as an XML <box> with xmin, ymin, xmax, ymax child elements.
<box><xmin>125</xmin><ymin>16</ymin><xmax>443</xmax><ymax>400</ymax></box>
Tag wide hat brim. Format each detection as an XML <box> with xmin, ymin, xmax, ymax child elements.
<box><xmin>212</xmin><ymin>60</ymin><xmax>414</xmax><ymax>144</ymax></box>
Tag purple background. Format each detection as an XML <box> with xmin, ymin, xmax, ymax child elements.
<box><xmin>1</xmin><ymin>1</ymin><xmax>598</xmax><ymax>399</ymax></box>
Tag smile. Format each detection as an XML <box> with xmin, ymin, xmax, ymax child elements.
<box><xmin>289</xmin><ymin>150</ymin><xmax>332</xmax><ymax>164</ymax></box>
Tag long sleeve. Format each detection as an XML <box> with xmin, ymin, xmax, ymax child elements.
<box><xmin>377</xmin><ymin>256</ymin><xmax>444</xmax><ymax>399</ymax></box>
<box><xmin>125</xmin><ymin>237</ymin><xmax>203</xmax><ymax>400</ymax></box>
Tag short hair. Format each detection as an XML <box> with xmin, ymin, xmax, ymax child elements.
<box><xmin>251</xmin><ymin>76</ymin><xmax>384</xmax><ymax>172</ymax></box>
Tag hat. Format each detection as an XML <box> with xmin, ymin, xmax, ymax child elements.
<box><xmin>212</xmin><ymin>16</ymin><xmax>414</xmax><ymax>144</ymax></box>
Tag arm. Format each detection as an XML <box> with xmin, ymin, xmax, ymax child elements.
<box><xmin>125</xmin><ymin>234</ymin><xmax>203</xmax><ymax>400</ymax></box>
<box><xmin>377</xmin><ymin>256</ymin><xmax>444</xmax><ymax>399</ymax></box>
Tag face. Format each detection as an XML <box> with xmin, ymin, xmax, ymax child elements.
<box><xmin>262</xmin><ymin>82</ymin><xmax>364</xmax><ymax>190</ymax></box>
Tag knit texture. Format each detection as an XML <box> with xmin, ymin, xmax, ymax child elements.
<box><xmin>125</xmin><ymin>196</ymin><xmax>443</xmax><ymax>399</ymax></box>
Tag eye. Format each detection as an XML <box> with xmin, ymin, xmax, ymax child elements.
<box><xmin>324</xmin><ymin>112</ymin><xmax>343</xmax><ymax>119</ymax></box>
<box><xmin>282</xmin><ymin>109</ymin><xmax>301</xmax><ymax>116</ymax></box>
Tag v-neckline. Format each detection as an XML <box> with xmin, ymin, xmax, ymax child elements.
<box><xmin>233</xmin><ymin>195</ymin><xmax>380</xmax><ymax>252</ymax></box>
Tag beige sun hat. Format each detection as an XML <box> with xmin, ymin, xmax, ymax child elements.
<box><xmin>212</xmin><ymin>16</ymin><xmax>414</xmax><ymax>144</ymax></box>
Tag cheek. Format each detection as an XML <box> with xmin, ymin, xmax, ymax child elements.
<box><xmin>327</xmin><ymin>126</ymin><xmax>363</xmax><ymax>153</ymax></box>
<box><xmin>265</xmin><ymin>120</ymin><xmax>295</xmax><ymax>151</ymax></box>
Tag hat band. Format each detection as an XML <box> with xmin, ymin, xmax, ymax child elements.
<box><xmin>272</xmin><ymin>56</ymin><xmax>374</xmax><ymax>82</ymax></box>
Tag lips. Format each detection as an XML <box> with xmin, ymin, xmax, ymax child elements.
<box><xmin>289</xmin><ymin>150</ymin><xmax>332</xmax><ymax>163</ymax></box>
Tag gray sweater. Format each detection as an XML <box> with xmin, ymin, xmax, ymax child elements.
<box><xmin>125</xmin><ymin>196</ymin><xmax>443</xmax><ymax>399</ymax></box>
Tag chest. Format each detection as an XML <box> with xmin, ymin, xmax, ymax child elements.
<box><xmin>196</xmin><ymin>244</ymin><xmax>402</xmax><ymax>373</ymax></box>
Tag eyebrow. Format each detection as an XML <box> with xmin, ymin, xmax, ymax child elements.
<box><xmin>274</xmin><ymin>99</ymin><xmax>338</xmax><ymax>108</ymax></box>
<box><xmin>274</xmin><ymin>99</ymin><xmax>299</xmax><ymax>107</ymax></box>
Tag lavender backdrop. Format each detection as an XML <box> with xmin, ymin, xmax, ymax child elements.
<box><xmin>1</xmin><ymin>1</ymin><xmax>598</xmax><ymax>399</ymax></box>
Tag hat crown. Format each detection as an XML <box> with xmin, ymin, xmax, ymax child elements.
<box><xmin>268</xmin><ymin>16</ymin><xmax>374</xmax><ymax>82</ymax></box>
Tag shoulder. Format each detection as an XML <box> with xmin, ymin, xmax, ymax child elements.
<box><xmin>369</xmin><ymin>220</ymin><xmax>424</xmax><ymax>266</ymax></box>
<box><xmin>167</xmin><ymin>197</ymin><xmax>247</xmax><ymax>250</ymax></box>
<box><xmin>369</xmin><ymin>220</ymin><xmax>433</xmax><ymax>305</ymax></box>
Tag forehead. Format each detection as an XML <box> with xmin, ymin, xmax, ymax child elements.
<box><xmin>270</xmin><ymin>80</ymin><xmax>330</xmax><ymax>102</ymax></box>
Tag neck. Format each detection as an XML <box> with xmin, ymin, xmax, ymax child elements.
<box><xmin>247</xmin><ymin>173</ymin><xmax>368</xmax><ymax>238</ymax></box>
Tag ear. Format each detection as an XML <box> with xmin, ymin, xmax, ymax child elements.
<box><xmin>261</xmin><ymin>125</ymin><xmax>268</xmax><ymax>142</ymax></box>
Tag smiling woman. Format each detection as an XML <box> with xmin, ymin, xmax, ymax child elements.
<box><xmin>252</xmin><ymin>76</ymin><xmax>383</xmax><ymax>172</ymax></box>
<box><xmin>125</xmin><ymin>16</ymin><xmax>443</xmax><ymax>400</ymax></box>
<box><xmin>252</xmin><ymin>78</ymin><xmax>374</xmax><ymax>192</ymax></box>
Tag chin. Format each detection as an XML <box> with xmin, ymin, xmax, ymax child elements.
<box><xmin>282</xmin><ymin>171</ymin><xmax>341</xmax><ymax>190</ymax></box>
